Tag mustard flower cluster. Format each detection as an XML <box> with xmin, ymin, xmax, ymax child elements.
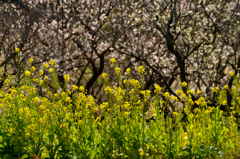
<box><xmin>172</xmin><ymin>96</ymin><xmax>178</xmax><ymax>102</ymax></box>
<box><xmin>182</xmin><ymin>82</ymin><xmax>188</xmax><ymax>87</ymax></box>
<box><xmin>164</xmin><ymin>92</ymin><xmax>170</xmax><ymax>99</ymax></box>
<box><xmin>212</xmin><ymin>87</ymin><xmax>218</xmax><ymax>92</ymax></box>
<box><xmin>111</xmin><ymin>58</ymin><xmax>116</xmax><ymax>63</ymax></box>
<box><xmin>137</xmin><ymin>66</ymin><xmax>145</xmax><ymax>75</ymax></box>
<box><xmin>126</xmin><ymin>68</ymin><xmax>131</xmax><ymax>74</ymax></box>
<box><xmin>102</xmin><ymin>73</ymin><xmax>108</xmax><ymax>79</ymax></box>
<box><xmin>30</xmin><ymin>66</ymin><xmax>36</xmax><ymax>72</ymax></box>
<box><xmin>29</xmin><ymin>58</ymin><xmax>33</xmax><ymax>63</ymax></box>
<box><xmin>49</xmin><ymin>60</ymin><xmax>55</xmax><ymax>66</ymax></box>
<box><xmin>130</xmin><ymin>79</ymin><xmax>141</xmax><ymax>88</ymax></box>
<box><xmin>115</xmin><ymin>67</ymin><xmax>121</xmax><ymax>75</ymax></box>
<box><xmin>25</xmin><ymin>70</ymin><xmax>31</xmax><ymax>77</ymax></box>
<box><xmin>154</xmin><ymin>84</ymin><xmax>161</xmax><ymax>93</ymax></box>
<box><xmin>105</xmin><ymin>86</ymin><xmax>113</xmax><ymax>94</ymax></box>
<box><xmin>64</xmin><ymin>74</ymin><xmax>70</xmax><ymax>81</ymax></box>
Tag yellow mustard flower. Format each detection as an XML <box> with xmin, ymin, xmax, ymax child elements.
<box><xmin>27</xmin><ymin>124</ymin><xmax>36</xmax><ymax>131</ymax></box>
<box><xmin>123</xmin><ymin>79</ymin><xmax>128</xmax><ymax>84</ymax></box>
<box><xmin>222</xmin><ymin>100</ymin><xmax>227</xmax><ymax>105</ymax></box>
<box><xmin>39</xmin><ymin>70</ymin><xmax>44</xmax><ymax>75</ymax></box>
<box><xmin>124</xmin><ymin>102</ymin><xmax>130</xmax><ymax>110</ymax></box>
<box><xmin>224</xmin><ymin>85</ymin><xmax>229</xmax><ymax>89</ymax></box>
<box><xmin>44</xmin><ymin>63</ymin><xmax>49</xmax><ymax>69</ymax></box>
<box><xmin>25</xmin><ymin>70</ymin><xmax>31</xmax><ymax>76</ymax></box>
<box><xmin>79</xmin><ymin>86</ymin><xmax>85</xmax><ymax>92</ymax></box>
<box><xmin>15</xmin><ymin>48</ymin><xmax>20</xmax><ymax>53</ymax></box>
<box><xmin>212</xmin><ymin>87</ymin><xmax>218</xmax><ymax>92</ymax></box>
<box><xmin>111</xmin><ymin>58</ymin><xmax>116</xmax><ymax>63</ymax></box>
<box><xmin>25</xmin><ymin>132</ymin><xmax>30</xmax><ymax>137</ymax></box>
<box><xmin>172</xmin><ymin>111</ymin><xmax>178</xmax><ymax>116</ymax></box>
<box><xmin>49</xmin><ymin>60</ymin><xmax>55</xmax><ymax>66</ymax></box>
<box><xmin>187</xmin><ymin>90</ymin><xmax>194</xmax><ymax>94</ymax></box>
<box><xmin>72</xmin><ymin>84</ymin><xmax>78</xmax><ymax>91</ymax></box>
<box><xmin>164</xmin><ymin>92</ymin><xmax>170</xmax><ymax>99</ymax></box>
<box><xmin>126</xmin><ymin>68</ymin><xmax>131</xmax><ymax>74</ymax></box>
<box><xmin>115</xmin><ymin>67</ymin><xmax>121</xmax><ymax>75</ymax></box>
<box><xmin>154</xmin><ymin>84</ymin><xmax>161</xmax><ymax>93</ymax></box>
<box><xmin>8</xmin><ymin>127</ymin><xmax>13</xmax><ymax>133</ymax></box>
<box><xmin>39</xmin><ymin>80</ymin><xmax>44</xmax><ymax>85</ymax></box>
<box><xmin>44</xmin><ymin>75</ymin><xmax>48</xmax><ymax>81</ymax></box>
<box><xmin>197</xmin><ymin>90</ymin><xmax>202</xmax><ymax>95</ymax></box>
<box><xmin>105</xmin><ymin>86</ymin><xmax>113</xmax><ymax>94</ymax></box>
<box><xmin>138</xmin><ymin>149</ymin><xmax>144</xmax><ymax>156</ymax></box>
<box><xmin>138</xmin><ymin>66</ymin><xmax>145</xmax><ymax>75</ymax></box>
<box><xmin>130</xmin><ymin>79</ymin><xmax>140</xmax><ymax>88</ymax></box>
<box><xmin>33</xmin><ymin>97</ymin><xmax>40</xmax><ymax>104</ymax></box>
<box><xmin>172</xmin><ymin>96</ymin><xmax>178</xmax><ymax>102</ymax></box>
<box><xmin>28</xmin><ymin>58</ymin><xmax>33</xmax><ymax>63</ymax></box>
<box><xmin>49</xmin><ymin>68</ymin><xmax>54</xmax><ymax>73</ymax></box>
<box><xmin>102</xmin><ymin>73</ymin><xmax>108</xmax><ymax>79</ymax></box>
<box><xmin>182</xmin><ymin>82</ymin><xmax>188</xmax><ymax>87</ymax></box>
<box><xmin>100</xmin><ymin>102</ymin><xmax>108</xmax><ymax>110</ymax></box>
<box><xmin>229</xmin><ymin>71</ymin><xmax>234</xmax><ymax>76</ymax></box>
<box><xmin>176</xmin><ymin>90</ymin><xmax>183</xmax><ymax>94</ymax></box>
<box><xmin>30</xmin><ymin>66</ymin><xmax>36</xmax><ymax>72</ymax></box>
<box><xmin>64</xmin><ymin>74</ymin><xmax>70</xmax><ymax>81</ymax></box>
<box><xmin>182</xmin><ymin>132</ymin><xmax>188</xmax><ymax>140</ymax></box>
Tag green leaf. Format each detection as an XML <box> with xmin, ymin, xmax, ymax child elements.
<box><xmin>90</xmin><ymin>149</ymin><xmax>97</xmax><ymax>159</ymax></box>
<box><xmin>21</xmin><ymin>154</ymin><xmax>29</xmax><ymax>159</ymax></box>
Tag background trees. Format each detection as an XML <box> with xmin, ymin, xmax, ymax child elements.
<box><xmin>0</xmin><ymin>0</ymin><xmax>240</xmax><ymax>117</ymax></box>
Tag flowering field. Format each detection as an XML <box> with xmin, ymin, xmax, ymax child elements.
<box><xmin>0</xmin><ymin>58</ymin><xmax>239</xmax><ymax>159</ymax></box>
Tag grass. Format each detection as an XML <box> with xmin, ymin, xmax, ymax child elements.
<box><xmin>0</xmin><ymin>57</ymin><xmax>239</xmax><ymax>159</ymax></box>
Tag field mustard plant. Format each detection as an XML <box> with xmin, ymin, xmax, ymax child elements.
<box><xmin>0</xmin><ymin>59</ymin><xmax>239</xmax><ymax>159</ymax></box>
